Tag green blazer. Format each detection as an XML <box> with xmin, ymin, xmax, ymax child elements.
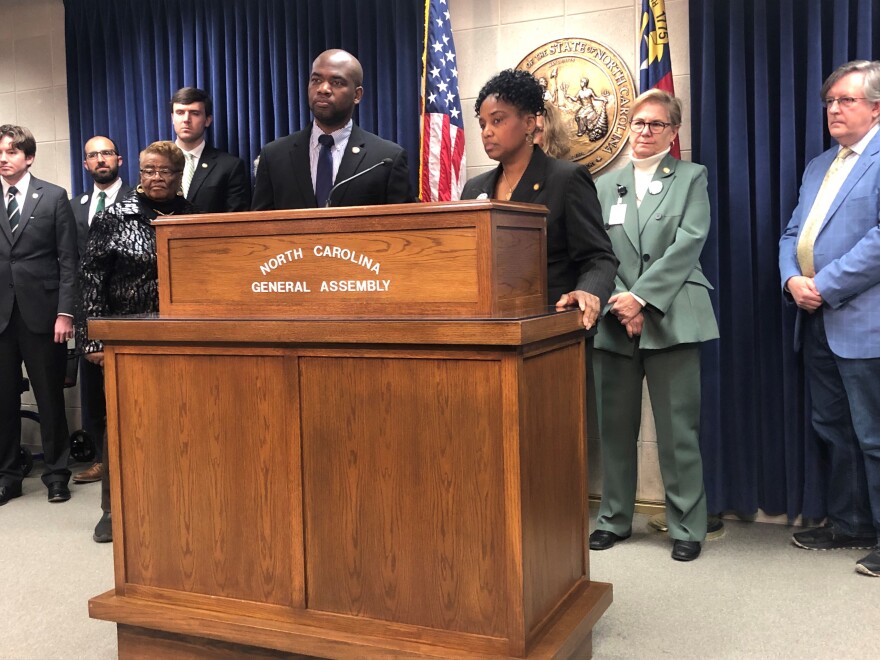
<box><xmin>594</xmin><ymin>154</ymin><xmax>719</xmax><ymax>355</ymax></box>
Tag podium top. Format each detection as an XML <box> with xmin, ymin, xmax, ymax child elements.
<box><xmin>151</xmin><ymin>199</ymin><xmax>548</xmax><ymax>227</ymax></box>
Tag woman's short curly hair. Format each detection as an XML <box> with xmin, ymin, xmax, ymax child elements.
<box><xmin>474</xmin><ymin>69</ymin><xmax>545</xmax><ymax>117</ymax></box>
<box><xmin>139</xmin><ymin>140</ymin><xmax>185</xmax><ymax>172</ymax></box>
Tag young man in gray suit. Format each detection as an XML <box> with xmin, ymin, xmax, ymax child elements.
<box><xmin>0</xmin><ymin>125</ymin><xmax>77</xmax><ymax>505</ymax></box>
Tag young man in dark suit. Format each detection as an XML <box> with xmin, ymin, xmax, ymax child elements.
<box><xmin>252</xmin><ymin>49</ymin><xmax>414</xmax><ymax>210</ymax></box>
<box><xmin>70</xmin><ymin>136</ymin><xmax>131</xmax><ymax>540</ymax></box>
<box><xmin>0</xmin><ymin>124</ymin><xmax>77</xmax><ymax>505</ymax></box>
<box><xmin>171</xmin><ymin>87</ymin><xmax>250</xmax><ymax>213</ymax></box>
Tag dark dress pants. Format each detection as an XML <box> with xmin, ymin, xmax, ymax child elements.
<box><xmin>79</xmin><ymin>358</ymin><xmax>106</xmax><ymax>463</ymax></box>
<box><xmin>0</xmin><ymin>302</ymin><xmax>71</xmax><ymax>487</ymax></box>
<box><xmin>804</xmin><ymin>310</ymin><xmax>880</xmax><ymax>539</ymax></box>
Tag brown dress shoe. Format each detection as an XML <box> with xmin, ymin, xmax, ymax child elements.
<box><xmin>72</xmin><ymin>462</ymin><xmax>104</xmax><ymax>484</ymax></box>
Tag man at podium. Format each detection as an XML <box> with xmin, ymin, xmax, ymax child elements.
<box><xmin>252</xmin><ymin>49</ymin><xmax>414</xmax><ymax>210</ymax></box>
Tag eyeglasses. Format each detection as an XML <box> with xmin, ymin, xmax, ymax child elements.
<box><xmin>630</xmin><ymin>119</ymin><xmax>673</xmax><ymax>134</ymax></box>
<box><xmin>85</xmin><ymin>150</ymin><xmax>118</xmax><ymax>160</ymax></box>
<box><xmin>140</xmin><ymin>168</ymin><xmax>180</xmax><ymax>179</ymax></box>
<box><xmin>823</xmin><ymin>96</ymin><xmax>866</xmax><ymax>109</ymax></box>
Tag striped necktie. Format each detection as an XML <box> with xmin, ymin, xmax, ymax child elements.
<box><xmin>182</xmin><ymin>152</ymin><xmax>197</xmax><ymax>197</ymax></box>
<box><xmin>6</xmin><ymin>186</ymin><xmax>20</xmax><ymax>232</ymax></box>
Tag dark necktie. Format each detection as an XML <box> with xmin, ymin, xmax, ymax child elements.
<box><xmin>315</xmin><ymin>134</ymin><xmax>335</xmax><ymax>207</ymax></box>
<box><xmin>6</xmin><ymin>186</ymin><xmax>20</xmax><ymax>232</ymax></box>
<box><xmin>93</xmin><ymin>191</ymin><xmax>107</xmax><ymax>222</ymax></box>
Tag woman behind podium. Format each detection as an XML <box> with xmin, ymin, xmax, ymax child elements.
<box><xmin>534</xmin><ymin>102</ymin><xmax>571</xmax><ymax>160</ymax></box>
<box><xmin>460</xmin><ymin>69</ymin><xmax>616</xmax><ymax>329</ymax></box>
<box><xmin>589</xmin><ymin>90</ymin><xmax>719</xmax><ymax>562</ymax></box>
<box><xmin>76</xmin><ymin>140</ymin><xmax>195</xmax><ymax>544</ymax></box>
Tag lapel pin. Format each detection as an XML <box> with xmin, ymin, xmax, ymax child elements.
<box><xmin>80</xmin><ymin>194</ymin><xmax>88</xmax><ymax>205</ymax></box>
<box><xmin>32</xmin><ymin>193</ymin><xmax>39</xmax><ymax>199</ymax></box>
<box><xmin>649</xmin><ymin>181</ymin><xmax>663</xmax><ymax>195</ymax></box>
<box><xmin>663</xmin><ymin>167</ymin><xmax>671</xmax><ymax>174</ymax></box>
<box><xmin>533</xmin><ymin>183</ymin><xmax>540</xmax><ymax>191</ymax></box>
<box><xmin>201</xmin><ymin>163</ymin><xmax>208</xmax><ymax>168</ymax></box>
<box><xmin>352</xmin><ymin>147</ymin><xmax>361</xmax><ymax>154</ymax></box>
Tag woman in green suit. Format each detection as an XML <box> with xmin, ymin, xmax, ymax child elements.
<box><xmin>589</xmin><ymin>90</ymin><xmax>719</xmax><ymax>561</ymax></box>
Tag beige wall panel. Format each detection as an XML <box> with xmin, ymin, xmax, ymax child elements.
<box><xmin>14</xmin><ymin>35</ymin><xmax>55</xmax><ymax>91</ymax></box>
<box><xmin>448</xmin><ymin>0</ymin><xmax>500</xmax><ymax>31</ymax></box>
<box><xmin>497</xmin><ymin>0</ymin><xmax>565</xmax><ymax>24</ymax></box>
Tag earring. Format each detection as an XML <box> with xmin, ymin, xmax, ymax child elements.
<box><xmin>526</xmin><ymin>132</ymin><xmax>534</xmax><ymax>145</ymax></box>
<box><xmin>177</xmin><ymin>190</ymin><xmax>184</xmax><ymax>197</ymax></box>
<box><xmin>136</xmin><ymin>184</ymin><xmax>145</xmax><ymax>194</ymax></box>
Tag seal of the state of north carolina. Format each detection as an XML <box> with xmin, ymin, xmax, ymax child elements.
<box><xmin>517</xmin><ymin>38</ymin><xmax>636</xmax><ymax>174</ymax></box>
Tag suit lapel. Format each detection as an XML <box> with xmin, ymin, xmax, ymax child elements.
<box><xmin>75</xmin><ymin>191</ymin><xmax>92</xmax><ymax>236</ymax></box>
<box><xmin>15</xmin><ymin>178</ymin><xmax>44</xmax><ymax>243</ymax></box>
<box><xmin>186</xmin><ymin>145</ymin><xmax>213</xmax><ymax>200</ymax></box>
<box><xmin>819</xmin><ymin>135</ymin><xmax>880</xmax><ymax>234</ymax></box>
<box><xmin>288</xmin><ymin>128</ymin><xmax>317</xmax><ymax>207</ymax></box>
<box><xmin>0</xmin><ymin>188</ymin><xmax>11</xmax><ymax>244</ymax></box>
<box><xmin>637</xmin><ymin>154</ymin><xmax>676</xmax><ymax>233</ymax></box>
<box><xmin>611</xmin><ymin>167</ymin><xmax>640</xmax><ymax>255</ymax></box>
<box><xmin>333</xmin><ymin>125</ymin><xmax>368</xmax><ymax>205</ymax></box>
<box><xmin>510</xmin><ymin>146</ymin><xmax>548</xmax><ymax>203</ymax></box>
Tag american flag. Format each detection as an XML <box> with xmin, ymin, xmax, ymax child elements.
<box><xmin>419</xmin><ymin>0</ymin><xmax>466</xmax><ymax>201</ymax></box>
<box><xmin>639</xmin><ymin>0</ymin><xmax>680</xmax><ymax>159</ymax></box>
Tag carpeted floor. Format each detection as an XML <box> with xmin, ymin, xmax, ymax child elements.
<box><xmin>1</xmin><ymin>468</ymin><xmax>877</xmax><ymax>659</ymax></box>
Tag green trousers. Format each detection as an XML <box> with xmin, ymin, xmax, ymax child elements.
<box><xmin>593</xmin><ymin>343</ymin><xmax>707</xmax><ymax>542</ymax></box>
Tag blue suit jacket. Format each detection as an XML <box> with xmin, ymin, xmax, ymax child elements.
<box><xmin>779</xmin><ymin>130</ymin><xmax>880</xmax><ymax>358</ymax></box>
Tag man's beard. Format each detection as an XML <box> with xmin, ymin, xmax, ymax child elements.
<box><xmin>91</xmin><ymin>167</ymin><xmax>118</xmax><ymax>184</ymax></box>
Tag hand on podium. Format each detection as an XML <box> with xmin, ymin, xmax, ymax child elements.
<box><xmin>555</xmin><ymin>290</ymin><xmax>600</xmax><ymax>330</ymax></box>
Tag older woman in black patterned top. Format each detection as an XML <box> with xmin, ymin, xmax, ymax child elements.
<box><xmin>76</xmin><ymin>140</ymin><xmax>194</xmax><ymax>543</ymax></box>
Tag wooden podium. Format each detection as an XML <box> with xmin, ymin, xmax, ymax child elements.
<box><xmin>88</xmin><ymin>201</ymin><xmax>611</xmax><ymax>659</ymax></box>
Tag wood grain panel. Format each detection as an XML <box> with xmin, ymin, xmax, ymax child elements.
<box><xmin>495</xmin><ymin>228</ymin><xmax>545</xmax><ymax>301</ymax></box>
<box><xmin>115</xmin><ymin>352</ymin><xmax>297</xmax><ymax>606</ymax></box>
<box><xmin>299</xmin><ymin>356</ymin><xmax>507</xmax><ymax>638</ymax></box>
<box><xmin>519</xmin><ymin>342</ymin><xmax>587</xmax><ymax>634</ymax></box>
<box><xmin>167</xmin><ymin>229</ymin><xmax>478</xmax><ymax>305</ymax></box>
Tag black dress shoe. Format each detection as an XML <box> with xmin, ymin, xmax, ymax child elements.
<box><xmin>672</xmin><ymin>539</ymin><xmax>701</xmax><ymax>561</ymax></box>
<box><xmin>589</xmin><ymin>529</ymin><xmax>631</xmax><ymax>551</ymax></box>
<box><xmin>0</xmin><ymin>483</ymin><xmax>23</xmax><ymax>505</ymax></box>
<box><xmin>47</xmin><ymin>482</ymin><xmax>71</xmax><ymax>503</ymax></box>
<box><xmin>93</xmin><ymin>511</ymin><xmax>112</xmax><ymax>543</ymax></box>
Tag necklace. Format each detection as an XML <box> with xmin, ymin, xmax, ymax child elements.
<box><xmin>501</xmin><ymin>170</ymin><xmax>519</xmax><ymax>200</ymax></box>
<box><xmin>150</xmin><ymin>208</ymin><xmax>176</xmax><ymax>216</ymax></box>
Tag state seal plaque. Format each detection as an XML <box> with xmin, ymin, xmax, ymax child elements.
<box><xmin>517</xmin><ymin>38</ymin><xmax>636</xmax><ymax>173</ymax></box>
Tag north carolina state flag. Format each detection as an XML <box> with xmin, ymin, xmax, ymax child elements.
<box><xmin>639</xmin><ymin>0</ymin><xmax>680</xmax><ymax>159</ymax></box>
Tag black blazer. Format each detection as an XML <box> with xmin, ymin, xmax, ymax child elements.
<box><xmin>461</xmin><ymin>147</ymin><xmax>617</xmax><ymax>319</ymax></box>
<box><xmin>71</xmin><ymin>182</ymin><xmax>132</xmax><ymax>258</ymax></box>
<box><xmin>0</xmin><ymin>176</ymin><xmax>78</xmax><ymax>333</ymax></box>
<box><xmin>252</xmin><ymin>123</ymin><xmax>414</xmax><ymax>210</ymax></box>
<box><xmin>186</xmin><ymin>145</ymin><xmax>250</xmax><ymax>213</ymax></box>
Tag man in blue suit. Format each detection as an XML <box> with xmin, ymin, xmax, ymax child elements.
<box><xmin>779</xmin><ymin>60</ymin><xmax>880</xmax><ymax>577</ymax></box>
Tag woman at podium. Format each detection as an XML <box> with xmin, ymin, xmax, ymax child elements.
<box><xmin>460</xmin><ymin>68</ymin><xmax>617</xmax><ymax>331</ymax></box>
